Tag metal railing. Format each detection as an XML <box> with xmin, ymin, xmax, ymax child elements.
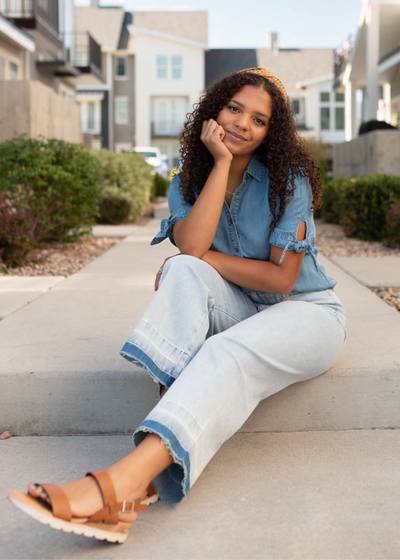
<box><xmin>34</xmin><ymin>32</ymin><xmax>102</xmax><ymax>78</ymax></box>
<box><xmin>0</xmin><ymin>0</ymin><xmax>59</xmax><ymax>33</ymax></box>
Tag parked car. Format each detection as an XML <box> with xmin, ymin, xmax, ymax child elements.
<box><xmin>133</xmin><ymin>147</ymin><xmax>169</xmax><ymax>178</ymax></box>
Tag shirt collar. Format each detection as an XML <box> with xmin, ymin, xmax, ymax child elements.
<box><xmin>246</xmin><ymin>152</ymin><xmax>268</xmax><ymax>182</ymax></box>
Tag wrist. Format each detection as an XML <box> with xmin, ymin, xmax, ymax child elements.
<box><xmin>213</xmin><ymin>157</ymin><xmax>232</xmax><ymax>168</ymax></box>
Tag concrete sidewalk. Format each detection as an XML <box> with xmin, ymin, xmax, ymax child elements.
<box><xmin>1</xmin><ymin>203</ymin><xmax>400</xmax><ymax>559</ymax></box>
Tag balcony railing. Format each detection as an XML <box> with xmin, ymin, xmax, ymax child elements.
<box><xmin>34</xmin><ymin>32</ymin><xmax>103</xmax><ymax>82</ymax></box>
<box><xmin>151</xmin><ymin>121</ymin><xmax>184</xmax><ymax>138</ymax></box>
<box><xmin>0</xmin><ymin>0</ymin><xmax>59</xmax><ymax>33</ymax></box>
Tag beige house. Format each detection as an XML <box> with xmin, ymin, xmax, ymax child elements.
<box><xmin>0</xmin><ymin>0</ymin><xmax>104</xmax><ymax>144</ymax></box>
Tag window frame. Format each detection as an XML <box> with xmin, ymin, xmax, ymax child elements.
<box><xmin>115</xmin><ymin>56</ymin><xmax>128</xmax><ymax>80</ymax></box>
<box><xmin>114</xmin><ymin>96</ymin><xmax>129</xmax><ymax>125</ymax></box>
<box><xmin>156</xmin><ymin>55</ymin><xmax>167</xmax><ymax>79</ymax></box>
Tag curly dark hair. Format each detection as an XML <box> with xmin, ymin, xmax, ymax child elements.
<box><xmin>176</xmin><ymin>71</ymin><xmax>325</xmax><ymax>230</ymax></box>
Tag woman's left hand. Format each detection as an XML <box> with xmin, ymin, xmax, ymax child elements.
<box><xmin>154</xmin><ymin>253</ymin><xmax>183</xmax><ymax>291</ymax></box>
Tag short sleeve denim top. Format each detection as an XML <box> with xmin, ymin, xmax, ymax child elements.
<box><xmin>151</xmin><ymin>152</ymin><xmax>337</xmax><ymax>295</ymax></box>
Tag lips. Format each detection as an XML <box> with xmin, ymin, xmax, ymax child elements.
<box><xmin>227</xmin><ymin>130</ymin><xmax>247</xmax><ymax>141</ymax></box>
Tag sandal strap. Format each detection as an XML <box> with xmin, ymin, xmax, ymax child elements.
<box><xmin>85</xmin><ymin>499</ymin><xmax>148</xmax><ymax>524</ymax></box>
<box><xmin>37</xmin><ymin>483</ymin><xmax>72</xmax><ymax>522</ymax></box>
<box><xmin>85</xmin><ymin>470</ymin><xmax>116</xmax><ymax>507</ymax></box>
<box><xmin>147</xmin><ymin>482</ymin><xmax>157</xmax><ymax>498</ymax></box>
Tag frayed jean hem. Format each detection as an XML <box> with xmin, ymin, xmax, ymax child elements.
<box><xmin>120</xmin><ymin>341</ymin><xmax>176</xmax><ymax>389</ymax></box>
<box><xmin>133</xmin><ymin>419</ymin><xmax>190</xmax><ymax>505</ymax></box>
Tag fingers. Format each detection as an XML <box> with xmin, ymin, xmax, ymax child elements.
<box><xmin>201</xmin><ymin>119</ymin><xmax>223</xmax><ymax>141</ymax></box>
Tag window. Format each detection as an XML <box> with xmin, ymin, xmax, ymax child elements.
<box><xmin>172</xmin><ymin>55</ymin><xmax>182</xmax><ymax>79</ymax></box>
<box><xmin>116</xmin><ymin>57</ymin><xmax>127</xmax><ymax>77</ymax></box>
<box><xmin>157</xmin><ymin>55</ymin><xmax>167</xmax><ymax>79</ymax></box>
<box><xmin>9</xmin><ymin>61</ymin><xmax>18</xmax><ymax>80</ymax></box>
<box><xmin>291</xmin><ymin>99</ymin><xmax>300</xmax><ymax>114</ymax></box>
<box><xmin>320</xmin><ymin>92</ymin><xmax>330</xmax><ymax>102</ymax></box>
<box><xmin>61</xmin><ymin>91</ymin><xmax>66</xmax><ymax>99</ymax></box>
<box><xmin>335</xmin><ymin>92</ymin><xmax>345</xmax><ymax>102</ymax></box>
<box><xmin>335</xmin><ymin>107</ymin><xmax>345</xmax><ymax>130</ymax></box>
<box><xmin>0</xmin><ymin>56</ymin><xmax>4</xmax><ymax>80</ymax></box>
<box><xmin>87</xmin><ymin>102</ymin><xmax>95</xmax><ymax>130</ymax></box>
<box><xmin>320</xmin><ymin>107</ymin><xmax>330</xmax><ymax>130</ymax></box>
<box><xmin>115</xmin><ymin>98</ymin><xmax>128</xmax><ymax>124</ymax></box>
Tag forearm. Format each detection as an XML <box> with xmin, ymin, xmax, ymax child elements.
<box><xmin>174</xmin><ymin>160</ymin><xmax>230</xmax><ymax>258</ymax></box>
<box><xmin>201</xmin><ymin>250</ymin><xmax>290</xmax><ymax>294</ymax></box>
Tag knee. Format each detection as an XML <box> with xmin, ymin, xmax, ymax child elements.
<box><xmin>163</xmin><ymin>254</ymin><xmax>204</xmax><ymax>275</ymax></box>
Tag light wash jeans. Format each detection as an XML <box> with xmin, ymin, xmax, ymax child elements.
<box><xmin>120</xmin><ymin>255</ymin><xmax>347</xmax><ymax>504</ymax></box>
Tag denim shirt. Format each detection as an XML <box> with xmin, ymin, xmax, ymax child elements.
<box><xmin>150</xmin><ymin>152</ymin><xmax>337</xmax><ymax>300</ymax></box>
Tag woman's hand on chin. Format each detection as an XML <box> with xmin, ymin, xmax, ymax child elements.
<box><xmin>200</xmin><ymin>119</ymin><xmax>233</xmax><ymax>164</ymax></box>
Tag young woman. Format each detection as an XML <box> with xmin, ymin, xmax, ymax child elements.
<box><xmin>8</xmin><ymin>67</ymin><xmax>347</xmax><ymax>544</ymax></box>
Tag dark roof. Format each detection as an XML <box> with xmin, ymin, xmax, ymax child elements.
<box><xmin>118</xmin><ymin>11</ymin><xmax>133</xmax><ymax>50</ymax></box>
<box><xmin>205</xmin><ymin>49</ymin><xmax>257</xmax><ymax>89</ymax></box>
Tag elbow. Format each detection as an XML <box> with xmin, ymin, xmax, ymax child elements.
<box><xmin>279</xmin><ymin>277</ymin><xmax>295</xmax><ymax>296</ymax></box>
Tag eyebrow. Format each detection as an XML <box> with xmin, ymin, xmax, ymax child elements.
<box><xmin>230</xmin><ymin>99</ymin><xmax>270</xmax><ymax>121</ymax></box>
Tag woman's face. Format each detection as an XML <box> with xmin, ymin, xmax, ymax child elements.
<box><xmin>216</xmin><ymin>85</ymin><xmax>273</xmax><ymax>156</ymax></box>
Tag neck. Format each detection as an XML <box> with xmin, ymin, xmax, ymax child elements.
<box><xmin>228</xmin><ymin>152</ymin><xmax>254</xmax><ymax>180</ymax></box>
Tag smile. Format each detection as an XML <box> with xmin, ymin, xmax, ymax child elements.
<box><xmin>226</xmin><ymin>131</ymin><xmax>247</xmax><ymax>142</ymax></box>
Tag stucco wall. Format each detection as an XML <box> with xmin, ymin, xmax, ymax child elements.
<box><xmin>333</xmin><ymin>129</ymin><xmax>400</xmax><ymax>178</ymax></box>
<box><xmin>0</xmin><ymin>80</ymin><xmax>82</xmax><ymax>144</ymax></box>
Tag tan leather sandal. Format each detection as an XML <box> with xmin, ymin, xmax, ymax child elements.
<box><xmin>8</xmin><ymin>469</ymin><xmax>158</xmax><ymax>543</ymax></box>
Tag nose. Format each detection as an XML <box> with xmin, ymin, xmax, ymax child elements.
<box><xmin>233</xmin><ymin>113</ymin><xmax>249</xmax><ymax>130</ymax></box>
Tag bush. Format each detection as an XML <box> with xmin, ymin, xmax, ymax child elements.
<box><xmin>0</xmin><ymin>194</ymin><xmax>34</xmax><ymax>266</ymax></box>
<box><xmin>94</xmin><ymin>149</ymin><xmax>154</xmax><ymax>222</ymax></box>
<box><xmin>0</xmin><ymin>135</ymin><xmax>101</xmax><ymax>244</ymax></box>
<box><xmin>153</xmin><ymin>173</ymin><xmax>170</xmax><ymax>199</ymax></box>
<box><xmin>386</xmin><ymin>201</ymin><xmax>400</xmax><ymax>248</ymax></box>
<box><xmin>97</xmin><ymin>196</ymin><xmax>132</xmax><ymax>224</ymax></box>
<box><xmin>320</xmin><ymin>174</ymin><xmax>400</xmax><ymax>242</ymax></box>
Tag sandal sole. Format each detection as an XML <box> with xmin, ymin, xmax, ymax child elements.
<box><xmin>8</xmin><ymin>490</ymin><xmax>132</xmax><ymax>544</ymax></box>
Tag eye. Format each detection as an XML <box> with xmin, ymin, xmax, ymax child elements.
<box><xmin>254</xmin><ymin>118</ymin><xmax>266</xmax><ymax>126</ymax></box>
<box><xmin>228</xmin><ymin>105</ymin><xmax>238</xmax><ymax>112</ymax></box>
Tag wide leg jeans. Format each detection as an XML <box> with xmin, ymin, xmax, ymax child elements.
<box><xmin>120</xmin><ymin>255</ymin><xmax>347</xmax><ymax>504</ymax></box>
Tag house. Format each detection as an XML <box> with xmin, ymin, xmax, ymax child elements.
<box><xmin>340</xmin><ymin>0</ymin><xmax>400</xmax><ymax>140</ymax></box>
<box><xmin>0</xmin><ymin>0</ymin><xmax>104</xmax><ymax>144</ymax></box>
<box><xmin>333</xmin><ymin>0</ymin><xmax>400</xmax><ymax>178</ymax></box>
<box><xmin>75</xmin><ymin>4</ymin><xmax>208</xmax><ymax>169</ymax></box>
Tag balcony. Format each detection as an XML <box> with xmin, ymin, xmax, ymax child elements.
<box><xmin>0</xmin><ymin>0</ymin><xmax>62</xmax><ymax>50</ymax></box>
<box><xmin>35</xmin><ymin>32</ymin><xmax>104</xmax><ymax>85</ymax></box>
<box><xmin>151</xmin><ymin>121</ymin><xmax>184</xmax><ymax>138</ymax></box>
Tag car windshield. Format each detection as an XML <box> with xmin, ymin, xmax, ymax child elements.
<box><xmin>137</xmin><ymin>151</ymin><xmax>158</xmax><ymax>158</ymax></box>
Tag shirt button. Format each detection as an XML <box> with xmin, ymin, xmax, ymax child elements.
<box><xmin>237</xmin><ymin>191</ymin><xmax>241</xmax><ymax>195</ymax></box>
<box><xmin>230</xmin><ymin>219</ymin><xmax>233</xmax><ymax>224</ymax></box>
<box><xmin>235</xmin><ymin>248</ymin><xmax>239</xmax><ymax>252</ymax></box>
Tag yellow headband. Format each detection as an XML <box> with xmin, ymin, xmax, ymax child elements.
<box><xmin>236</xmin><ymin>67</ymin><xmax>288</xmax><ymax>104</ymax></box>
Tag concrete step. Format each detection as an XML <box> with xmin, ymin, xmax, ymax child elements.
<box><xmin>1</xmin><ymin>218</ymin><xmax>399</xmax><ymax>436</ymax></box>
<box><xmin>2</xmin><ymin>430</ymin><xmax>400</xmax><ymax>558</ymax></box>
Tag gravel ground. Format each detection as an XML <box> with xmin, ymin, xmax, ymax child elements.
<box><xmin>315</xmin><ymin>219</ymin><xmax>400</xmax><ymax>258</ymax></box>
<box><xmin>1</xmin><ymin>217</ymin><xmax>399</xmax><ymax>312</ymax></box>
<box><xmin>0</xmin><ymin>237</ymin><xmax>122</xmax><ymax>277</ymax></box>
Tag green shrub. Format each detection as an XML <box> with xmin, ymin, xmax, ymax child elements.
<box><xmin>319</xmin><ymin>180</ymin><xmax>343</xmax><ymax>224</ymax></box>
<box><xmin>97</xmin><ymin>196</ymin><xmax>132</xmax><ymax>224</ymax></box>
<box><xmin>0</xmin><ymin>194</ymin><xmax>34</xmax><ymax>267</ymax></box>
<box><xmin>153</xmin><ymin>173</ymin><xmax>170</xmax><ymax>199</ymax></box>
<box><xmin>0</xmin><ymin>135</ymin><xmax>101</xmax><ymax>243</ymax></box>
<box><xmin>94</xmin><ymin>149</ymin><xmax>154</xmax><ymax>222</ymax></box>
<box><xmin>320</xmin><ymin>174</ymin><xmax>400</xmax><ymax>242</ymax></box>
<box><xmin>385</xmin><ymin>200</ymin><xmax>400</xmax><ymax>248</ymax></box>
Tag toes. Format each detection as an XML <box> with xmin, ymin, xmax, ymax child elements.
<box><xmin>28</xmin><ymin>483</ymin><xmax>51</xmax><ymax>504</ymax></box>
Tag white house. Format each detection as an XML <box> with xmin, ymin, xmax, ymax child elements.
<box><xmin>296</xmin><ymin>74</ymin><xmax>346</xmax><ymax>144</ymax></box>
<box><xmin>129</xmin><ymin>13</ymin><xmax>207</xmax><ymax>169</ymax></box>
<box><xmin>342</xmin><ymin>0</ymin><xmax>400</xmax><ymax>140</ymax></box>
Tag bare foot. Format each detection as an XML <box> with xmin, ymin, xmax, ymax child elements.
<box><xmin>27</xmin><ymin>470</ymin><xmax>149</xmax><ymax>524</ymax></box>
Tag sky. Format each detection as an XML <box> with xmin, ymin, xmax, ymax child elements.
<box><xmin>74</xmin><ymin>0</ymin><xmax>363</xmax><ymax>50</ymax></box>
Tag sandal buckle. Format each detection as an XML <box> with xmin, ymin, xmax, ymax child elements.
<box><xmin>122</xmin><ymin>500</ymin><xmax>135</xmax><ymax>513</ymax></box>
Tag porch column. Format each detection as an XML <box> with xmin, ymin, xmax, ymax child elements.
<box><xmin>365</xmin><ymin>0</ymin><xmax>379</xmax><ymax>120</ymax></box>
<box><xmin>345</xmin><ymin>80</ymin><xmax>357</xmax><ymax>140</ymax></box>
